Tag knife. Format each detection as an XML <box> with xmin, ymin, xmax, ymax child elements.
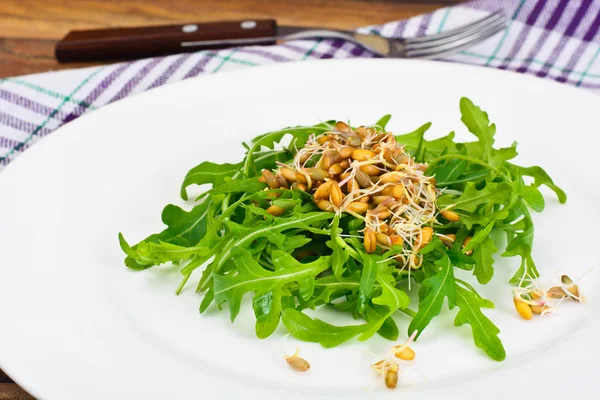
<box><xmin>55</xmin><ymin>19</ymin><xmax>391</xmax><ymax>62</ymax></box>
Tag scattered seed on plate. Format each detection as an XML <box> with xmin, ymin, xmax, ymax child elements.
<box><xmin>284</xmin><ymin>348</ymin><xmax>310</xmax><ymax>372</ymax></box>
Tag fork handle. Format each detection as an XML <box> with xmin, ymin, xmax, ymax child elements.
<box><xmin>55</xmin><ymin>19</ymin><xmax>277</xmax><ymax>62</ymax></box>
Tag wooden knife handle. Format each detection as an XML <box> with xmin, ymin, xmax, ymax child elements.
<box><xmin>55</xmin><ymin>19</ymin><xmax>277</xmax><ymax>62</ymax></box>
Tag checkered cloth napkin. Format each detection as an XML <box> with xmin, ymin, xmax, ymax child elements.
<box><xmin>1</xmin><ymin>0</ymin><xmax>600</xmax><ymax>169</ymax></box>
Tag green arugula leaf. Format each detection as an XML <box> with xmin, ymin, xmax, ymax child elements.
<box><xmin>374</xmin><ymin>114</ymin><xmax>392</xmax><ymax>130</ymax></box>
<box><xmin>437</xmin><ymin>181</ymin><xmax>512</xmax><ymax>213</ymax></box>
<box><xmin>507</xmin><ymin>164</ymin><xmax>567</xmax><ymax>203</ymax></box>
<box><xmin>199</xmin><ymin>288</ymin><xmax>214</xmax><ymax>313</ymax></box>
<box><xmin>360</xmin><ymin>268</ymin><xmax>410</xmax><ymax>341</ymax></box>
<box><xmin>409</xmin><ymin>252</ymin><xmax>456</xmax><ymax>338</ymax></box>
<box><xmin>282</xmin><ymin>308</ymin><xmax>371</xmax><ymax>348</ymax></box>
<box><xmin>310</xmin><ymin>272</ymin><xmax>361</xmax><ymax>305</ymax></box>
<box><xmin>509</xmin><ymin>254</ymin><xmax>540</xmax><ymax>286</ymax></box>
<box><xmin>210</xmin><ymin>211</ymin><xmax>334</xmax><ymax>277</ymax></box>
<box><xmin>298</xmin><ymin>278</ymin><xmax>316</xmax><ymax>301</ymax></box>
<box><xmin>396</xmin><ymin>124</ymin><xmax>459</xmax><ymax>162</ymax></box>
<box><xmin>252</xmin><ymin>288</ymin><xmax>284</xmax><ymax>339</ymax></box>
<box><xmin>326</xmin><ymin>216</ymin><xmax>348</xmax><ymax>279</ymax></box>
<box><xmin>502</xmin><ymin>221</ymin><xmax>533</xmax><ymax>258</ymax></box>
<box><xmin>243</xmin><ymin>123</ymin><xmax>332</xmax><ymax>176</ymax></box>
<box><xmin>119</xmin><ymin>198</ymin><xmax>213</xmax><ymax>269</ymax></box>
<box><xmin>365</xmin><ymin>306</ymin><xmax>399</xmax><ymax>341</ymax></box>
<box><xmin>517</xmin><ymin>179</ymin><xmax>545</xmax><ymax>212</ymax></box>
<box><xmin>459</xmin><ymin>97</ymin><xmax>496</xmax><ymax>161</ymax></box>
<box><xmin>214</xmin><ymin>247</ymin><xmax>330</xmax><ymax>322</ymax></box>
<box><xmin>253</xmin><ymin>149</ymin><xmax>293</xmax><ymax>171</ymax></box>
<box><xmin>394</xmin><ymin>122</ymin><xmax>432</xmax><ymax>151</ymax></box>
<box><xmin>490</xmin><ymin>142</ymin><xmax>518</xmax><ymax>166</ymax></box>
<box><xmin>210</xmin><ymin>178</ymin><xmax>267</xmax><ymax>195</ymax></box>
<box><xmin>180</xmin><ymin>161</ymin><xmax>241</xmax><ymax>200</ymax></box>
<box><xmin>431</xmin><ymin>157</ymin><xmax>467</xmax><ymax>186</ymax></box>
<box><xmin>357</xmin><ymin>253</ymin><xmax>378</xmax><ymax>313</ymax></box>
<box><xmin>463</xmin><ymin>221</ymin><xmax>495</xmax><ymax>252</ymax></box>
<box><xmin>454</xmin><ymin>286</ymin><xmax>506</xmax><ymax>361</ymax></box>
<box><xmin>472</xmin><ymin>236</ymin><xmax>497</xmax><ymax>284</ymax></box>
<box><xmin>118</xmin><ymin>233</ymin><xmax>154</xmax><ymax>270</ymax></box>
<box><xmin>436</xmin><ymin>168</ymin><xmax>489</xmax><ymax>187</ymax></box>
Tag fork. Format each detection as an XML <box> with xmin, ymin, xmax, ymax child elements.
<box><xmin>276</xmin><ymin>10</ymin><xmax>508</xmax><ymax>59</ymax></box>
<box><xmin>55</xmin><ymin>11</ymin><xmax>507</xmax><ymax>62</ymax></box>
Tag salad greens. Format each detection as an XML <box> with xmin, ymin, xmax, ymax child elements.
<box><xmin>119</xmin><ymin>97</ymin><xmax>565</xmax><ymax>361</ymax></box>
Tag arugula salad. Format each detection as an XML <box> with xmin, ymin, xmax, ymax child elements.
<box><xmin>120</xmin><ymin>98</ymin><xmax>574</xmax><ymax>369</ymax></box>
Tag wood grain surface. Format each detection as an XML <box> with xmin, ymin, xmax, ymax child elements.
<box><xmin>0</xmin><ymin>0</ymin><xmax>458</xmax><ymax>398</ymax></box>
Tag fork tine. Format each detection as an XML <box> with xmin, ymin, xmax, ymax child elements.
<box><xmin>405</xmin><ymin>10</ymin><xmax>506</xmax><ymax>45</ymax></box>
<box><xmin>405</xmin><ymin>18</ymin><xmax>506</xmax><ymax>59</ymax></box>
<box><xmin>405</xmin><ymin>13</ymin><xmax>507</xmax><ymax>51</ymax></box>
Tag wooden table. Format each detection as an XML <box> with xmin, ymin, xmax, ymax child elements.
<box><xmin>0</xmin><ymin>0</ymin><xmax>458</xmax><ymax>398</ymax></box>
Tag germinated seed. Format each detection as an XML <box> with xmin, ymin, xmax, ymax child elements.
<box><xmin>320</xmin><ymin>154</ymin><xmax>333</xmax><ymax>170</ymax></box>
<box><xmin>316</xmin><ymin>199</ymin><xmax>333</xmax><ymax>211</ymax></box>
<box><xmin>547</xmin><ymin>286</ymin><xmax>566</xmax><ymax>299</ymax></box>
<box><xmin>561</xmin><ymin>275</ymin><xmax>573</xmax><ymax>285</ymax></box>
<box><xmin>330</xmin><ymin>181</ymin><xmax>343</xmax><ymax>208</ymax></box>
<box><xmin>277</xmin><ymin>175</ymin><xmax>289</xmax><ymax>189</ymax></box>
<box><xmin>314</xmin><ymin>181</ymin><xmax>332</xmax><ymax>200</ymax></box>
<box><xmin>360</xmin><ymin>164</ymin><xmax>382</xmax><ymax>176</ymax></box>
<box><xmin>385</xmin><ymin>365</ymin><xmax>399</xmax><ymax>389</ymax></box>
<box><xmin>347</xmin><ymin>202</ymin><xmax>369</xmax><ymax>213</ymax></box>
<box><xmin>306</xmin><ymin>168</ymin><xmax>329</xmax><ymax>181</ymax></box>
<box><xmin>382</xmin><ymin>186</ymin><xmax>394</xmax><ymax>196</ymax></box>
<box><xmin>328</xmin><ymin>163</ymin><xmax>343</xmax><ymax>176</ymax></box>
<box><xmin>530</xmin><ymin>304</ymin><xmax>545</xmax><ymax>315</ymax></box>
<box><xmin>372</xmin><ymin>208</ymin><xmax>391</xmax><ymax>220</ymax></box>
<box><xmin>393</xmin><ymin>150</ymin><xmax>409</xmax><ymax>164</ymax></box>
<box><xmin>291</xmin><ymin>182</ymin><xmax>307</xmax><ymax>191</ymax></box>
<box><xmin>380</xmin><ymin>172</ymin><xmax>401</xmax><ymax>184</ymax></box>
<box><xmin>417</xmin><ymin>227</ymin><xmax>433</xmax><ymax>249</ymax></box>
<box><xmin>364</xmin><ymin>227</ymin><xmax>376</xmax><ymax>253</ymax></box>
<box><xmin>567</xmin><ymin>285</ymin><xmax>580</xmax><ymax>300</ymax></box>
<box><xmin>440</xmin><ymin>233</ymin><xmax>456</xmax><ymax>246</ymax></box>
<box><xmin>392</xmin><ymin>184</ymin><xmax>404</xmax><ymax>200</ymax></box>
<box><xmin>285</xmin><ymin>356</ymin><xmax>310</xmax><ymax>371</ymax></box>
<box><xmin>280</xmin><ymin>167</ymin><xmax>297</xmax><ymax>182</ymax></box>
<box><xmin>347</xmin><ymin>178</ymin><xmax>359</xmax><ymax>193</ymax></box>
<box><xmin>513</xmin><ymin>297</ymin><xmax>533</xmax><ymax>320</ymax></box>
<box><xmin>395</xmin><ymin>347</ymin><xmax>415</xmax><ymax>361</ymax></box>
<box><xmin>336</xmin><ymin>121</ymin><xmax>350</xmax><ymax>133</ymax></box>
<box><xmin>441</xmin><ymin>210</ymin><xmax>460</xmax><ymax>222</ymax></box>
<box><xmin>390</xmin><ymin>235</ymin><xmax>403</xmax><ymax>246</ymax></box>
<box><xmin>262</xmin><ymin>169</ymin><xmax>280</xmax><ymax>189</ymax></box>
<box><xmin>355</xmin><ymin>126</ymin><xmax>368</xmax><ymax>138</ymax></box>
<box><xmin>347</xmin><ymin>135</ymin><xmax>362</xmax><ymax>147</ymax></box>
<box><xmin>352</xmin><ymin>149</ymin><xmax>376</xmax><ymax>161</ymax></box>
<box><xmin>376</xmin><ymin>233</ymin><xmax>392</xmax><ymax>246</ymax></box>
<box><xmin>355</xmin><ymin>170</ymin><xmax>372</xmax><ymax>188</ymax></box>
<box><xmin>266</xmin><ymin>205</ymin><xmax>286</xmax><ymax>216</ymax></box>
<box><xmin>338</xmin><ymin>147</ymin><xmax>354</xmax><ymax>159</ymax></box>
<box><xmin>373</xmin><ymin>195</ymin><xmax>392</xmax><ymax>205</ymax></box>
<box><xmin>295</xmin><ymin>171</ymin><xmax>308</xmax><ymax>184</ymax></box>
<box><xmin>462</xmin><ymin>236</ymin><xmax>473</xmax><ymax>256</ymax></box>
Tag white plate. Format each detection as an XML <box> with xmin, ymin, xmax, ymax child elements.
<box><xmin>1</xmin><ymin>59</ymin><xmax>599</xmax><ymax>400</ymax></box>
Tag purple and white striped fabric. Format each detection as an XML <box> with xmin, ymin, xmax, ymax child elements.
<box><xmin>1</xmin><ymin>0</ymin><xmax>600</xmax><ymax>169</ymax></box>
